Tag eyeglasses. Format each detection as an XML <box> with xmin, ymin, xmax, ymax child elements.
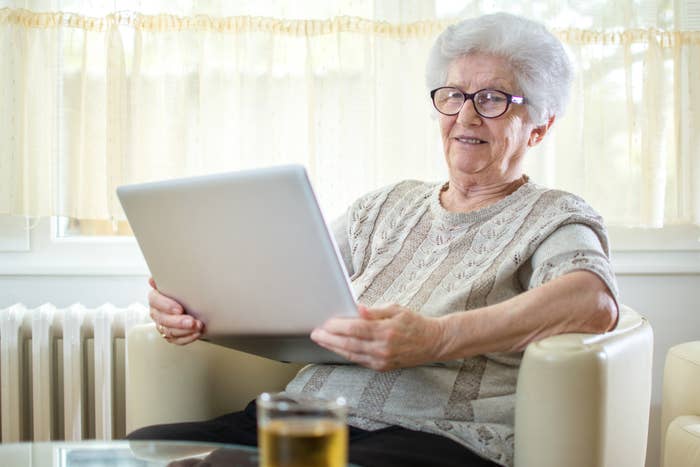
<box><xmin>430</xmin><ymin>87</ymin><xmax>527</xmax><ymax>119</ymax></box>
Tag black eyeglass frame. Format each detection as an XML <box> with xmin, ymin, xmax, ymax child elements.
<box><xmin>429</xmin><ymin>86</ymin><xmax>528</xmax><ymax>119</ymax></box>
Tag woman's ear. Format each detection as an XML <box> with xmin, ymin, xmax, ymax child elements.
<box><xmin>528</xmin><ymin>115</ymin><xmax>556</xmax><ymax>147</ymax></box>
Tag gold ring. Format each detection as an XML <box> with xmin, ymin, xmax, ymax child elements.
<box><xmin>157</xmin><ymin>324</ymin><xmax>168</xmax><ymax>338</ymax></box>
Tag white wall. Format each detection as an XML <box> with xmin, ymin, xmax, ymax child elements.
<box><xmin>616</xmin><ymin>274</ymin><xmax>700</xmax><ymax>467</ymax></box>
<box><xmin>1</xmin><ymin>271</ymin><xmax>698</xmax><ymax>467</ymax></box>
<box><xmin>0</xmin><ymin>275</ymin><xmax>149</xmax><ymax>307</ymax></box>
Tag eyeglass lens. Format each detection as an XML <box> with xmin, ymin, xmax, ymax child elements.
<box><xmin>433</xmin><ymin>88</ymin><xmax>509</xmax><ymax>118</ymax></box>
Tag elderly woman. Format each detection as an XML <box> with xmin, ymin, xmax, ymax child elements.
<box><xmin>130</xmin><ymin>12</ymin><xmax>618</xmax><ymax>467</ymax></box>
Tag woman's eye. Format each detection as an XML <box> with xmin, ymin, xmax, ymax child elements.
<box><xmin>484</xmin><ymin>93</ymin><xmax>505</xmax><ymax>102</ymax></box>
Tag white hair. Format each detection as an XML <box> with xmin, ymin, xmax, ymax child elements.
<box><xmin>426</xmin><ymin>13</ymin><xmax>573</xmax><ymax>126</ymax></box>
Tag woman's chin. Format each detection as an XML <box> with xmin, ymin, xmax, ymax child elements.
<box><xmin>446</xmin><ymin>158</ymin><xmax>491</xmax><ymax>179</ymax></box>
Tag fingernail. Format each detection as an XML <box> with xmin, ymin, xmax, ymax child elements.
<box><xmin>171</xmin><ymin>307</ymin><xmax>182</xmax><ymax>314</ymax></box>
<box><xmin>183</xmin><ymin>318</ymin><xmax>193</xmax><ymax>327</ymax></box>
<box><xmin>196</xmin><ymin>321</ymin><xmax>203</xmax><ymax>330</ymax></box>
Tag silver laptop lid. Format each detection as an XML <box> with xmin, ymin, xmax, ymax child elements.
<box><xmin>117</xmin><ymin>165</ymin><xmax>358</xmax><ymax>337</ymax></box>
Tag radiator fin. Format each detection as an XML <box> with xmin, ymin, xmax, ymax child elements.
<box><xmin>0</xmin><ymin>303</ymin><xmax>149</xmax><ymax>442</ymax></box>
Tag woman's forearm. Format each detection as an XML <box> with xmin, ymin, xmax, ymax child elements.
<box><xmin>436</xmin><ymin>270</ymin><xmax>618</xmax><ymax>361</ymax></box>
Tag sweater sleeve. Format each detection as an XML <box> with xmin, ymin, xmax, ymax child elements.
<box><xmin>518</xmin><ymin>223</ymin><xmax>619</xmax><ymax>304</ymax></box>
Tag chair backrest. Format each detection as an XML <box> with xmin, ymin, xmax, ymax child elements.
<box><xmin>660</xmin><ymin>341</ymin><xmax>700</xmax><ymax>467</ymax></box>
<box><xmin>514</xmin><ymin>306</ymin><xmax>653</xmax><ymax>467</ymax></box>
<box><xmin>125</xmin><ymin>323</ymin><xmax>303</xmax><ymax>434</ymax></box>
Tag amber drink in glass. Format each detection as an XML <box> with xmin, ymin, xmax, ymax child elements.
<box><xmin>257</xmin><ymin>393</ymin><xmax>348</xmax><ymax>467</ymax></box>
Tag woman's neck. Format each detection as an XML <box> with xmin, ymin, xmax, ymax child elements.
<box><xmin>440</xmin><ymin>175</ymin><xmax>527</xmax><ymax>213</ymax></box>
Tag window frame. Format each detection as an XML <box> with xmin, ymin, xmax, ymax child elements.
<box><xmin>0</xmin><ymin>216</ymin><xmax>148</xmax><ymax>276</ymax></box>
<box><xmin>0</xmin><ymin>216</ymin><xmax>698</xmax><ymax>276</ymax></box>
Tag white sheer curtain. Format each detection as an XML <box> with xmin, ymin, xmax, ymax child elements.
<box><xmin>1</xmin><ymin>0</ymin><xmax>699</xmax><ymax>226</ymax></box>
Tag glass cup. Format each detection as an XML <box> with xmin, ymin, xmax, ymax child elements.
<box><xmin>257</xmin><ymin>392</ymin><xmax>348</xmax><ymax>467</ymax></box>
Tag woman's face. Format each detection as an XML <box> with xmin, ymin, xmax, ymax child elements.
<box><xmin>439</xmin><ymin>53</ymin><xmax>545</xmax><ymax>184</ymax></box>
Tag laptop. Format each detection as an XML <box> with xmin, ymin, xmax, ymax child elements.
<box><xmin>116</xmin><ymin>165</ymin><xmax>358</xmax><ymax>363</ymax></box>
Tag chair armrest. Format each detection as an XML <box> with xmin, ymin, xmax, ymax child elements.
<box><xmin>661</xmin><ymin>341</ymin><xmax>700</xmax><ymax>467</ymax></box>
<box><xmin>663</xmin><ymin>415</ymin><xmax>700</xmax><ymax>467</ymax></box>
<box><xmin>514</xmin><ymin>306</ymin><xmax>653</xmax><ymax>467</ymax></box>
<box><xmin>125</xmin><ymin>323</ymin><xmax>304</xmax><ymax>435</ymax></box>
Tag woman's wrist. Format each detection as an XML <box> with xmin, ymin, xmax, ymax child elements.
<box><xmin>433</xmin><ymin>311</ymin><xmax>474</xmax><ymax>362</ymax></box>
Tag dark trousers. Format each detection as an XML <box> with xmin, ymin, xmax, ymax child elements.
<box><xmin>127</xmin><ymin>400</ymin><xmax>500</xmax><ymax>467</ymax></box>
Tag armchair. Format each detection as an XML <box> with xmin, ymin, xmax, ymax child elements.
<box><xmin>125</xmin><ymin>305</ymin><xmax>652</xmax><ymax>467</ymax></box>
<box><xmin>660</xmin><ymin>341</ymin><xmax>700</xmax><ymax>467</ymax></box>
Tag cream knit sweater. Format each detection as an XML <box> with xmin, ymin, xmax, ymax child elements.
<box><xmin>285</xmin><ymin>179</ymin><xmax>618</xmax><ymax>467</ymax></box>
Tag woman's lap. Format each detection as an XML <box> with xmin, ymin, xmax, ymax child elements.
<box><xmin>127</xmin><ymin>400</ymin><xmax>259</xmax><ymax>446</ymax></box>
<box><xmin>126</xmin><ymin>400</ymin><xmax>499</xmax><ymax>467</ymax></box>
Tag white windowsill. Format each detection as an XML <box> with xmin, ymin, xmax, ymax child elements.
<box><xmin>611</xmin><ymin>250</ymin><xmax>700</xmax><ymax>275</ymax></box>
<box><xmin>608</xmin><ymin>225</ymin><xmax>700</xmax><ymax>251</ymax></box>
<box><xmin>0</xmin><ymin>218</ymin><xmax>698</xmax><ymax>276</ymax></box>
<box><xmin>608</xmin><ymin>225</ymin><xmax>700</xmax><ymax>275</ymax></box>
<box><xmin>0</xmin><ymin>218</ymin><xmax>149</xmax><ymax>276</ymax></box>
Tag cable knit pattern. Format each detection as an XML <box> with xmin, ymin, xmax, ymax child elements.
<box><xmin>285</xmin><ymin>179</ymin><xmax>618</xmax><ymax>467</ymax></box>
<box><xmin>351</xmin><ymin>183</ymin><xmax>433</xmax><ymax>298</ymax></box>
<box><xmin>347</xmin><ymin>185</ymin><xmax>392</xmax><ymax>282</ymax></box>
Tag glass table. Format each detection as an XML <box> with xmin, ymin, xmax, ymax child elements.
<box><xmin>0</xmin><ymin>440</ymin><xmax>362</xmax><ymax>466</ymax></box>
<box><xmin>0</xmin><ymin>441</ymin><xmax>256</xmax><ymax>467</ymax></box>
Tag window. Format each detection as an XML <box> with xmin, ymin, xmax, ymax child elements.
<box><xmin>0</xmin><ymin>1</ymin><xmax>698</xmax><ymax>274</ymax></box>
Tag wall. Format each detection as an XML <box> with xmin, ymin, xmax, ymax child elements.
<box><xmin>0</xmin><ymin>275</ymin><xmax>149</xmax><ymax>307</ymax></box>
<box><xmin>617</xmin><ymin>274</ymin><xmax>700</xmax><ymax>467</ymax></box>
<box><xmin>1</xmin><ymin>271</ymin><xmax>698</xmax><ymax>467</ymax></box>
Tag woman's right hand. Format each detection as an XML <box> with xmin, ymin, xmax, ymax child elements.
<box><xmin>148</xmin><ymin>277</ymin><xmax>203</xmax><ymax>345</ymax></box>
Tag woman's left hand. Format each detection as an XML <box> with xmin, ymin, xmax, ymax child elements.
<box><xmin>310</xmin><ymin>304</ymin><xmax>446</xmax><ymax>371</ymax></box>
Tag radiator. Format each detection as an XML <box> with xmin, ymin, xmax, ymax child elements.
<box><xmin>0</xmin><ymin>303</ymin><xmax>150</xmax><ymax>442</ymax></box>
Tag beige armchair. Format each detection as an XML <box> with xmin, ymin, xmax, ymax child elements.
<box><xmin>125</xmin><ymin>305</ymin><xmax>652</xmax><ymax>467</ymax></box>
<box><xmin>661</xmin><ymin>341</ymin><xmax>700</xmax><ymax>467</ymax></box>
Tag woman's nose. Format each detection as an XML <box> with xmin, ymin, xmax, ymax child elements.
<box><xmin>455</xmin><ymin>99</ymin><xmax>482</xmax><ymax>126</ymax></box>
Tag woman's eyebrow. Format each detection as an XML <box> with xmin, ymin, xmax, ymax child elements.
<box><xmin>445</xmin><ymin>77</ymin><xmax>514</xmax><ymax>90</ymax></box>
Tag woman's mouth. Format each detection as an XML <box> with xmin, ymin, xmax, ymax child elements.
<box><xmin>455</xmin><ymin>137</ymin><xmax>487</xmax><ymax>144</ymax></box>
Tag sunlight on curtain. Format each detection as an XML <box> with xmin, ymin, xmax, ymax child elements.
<box><xmin>0</xmin><ymin>0</ymin><xmax>698</xmax><ymax>226</ymax></box>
